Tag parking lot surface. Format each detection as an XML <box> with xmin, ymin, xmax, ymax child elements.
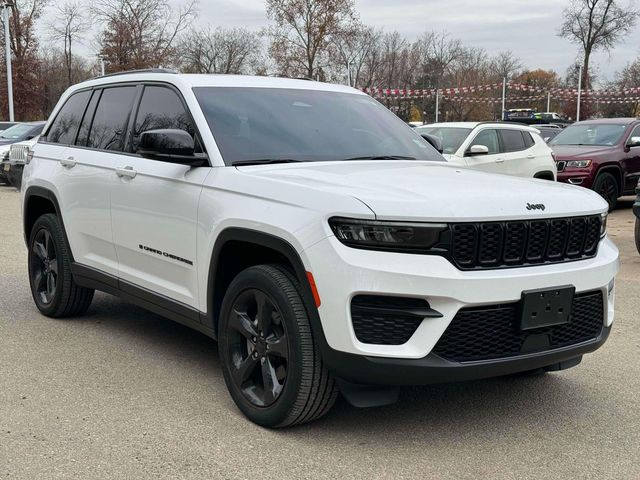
<box><xmin>1</xmin><ymin>185</ymin><xmax>638</xmax><ymax>479</ymax></box>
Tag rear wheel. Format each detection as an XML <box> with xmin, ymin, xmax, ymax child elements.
<box><xmin>218</xmin><ymin>264</ymin><xmax>337</xmax><ymax>427</ymax></box>
<box><xmin>28</xmin><ymin>214</ymin><xmax>94</xmax><ymax>317</ymax></box>
<box><xmin>593</xmin><ymin>172</ymin><xmax>619</xmax><ymax>211</ymax></box>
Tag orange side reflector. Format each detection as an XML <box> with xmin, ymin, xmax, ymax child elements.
<box><xmin>306</xmin><ymin>271</ymin><xmax>321</xmax><ymax>308</ymax></box>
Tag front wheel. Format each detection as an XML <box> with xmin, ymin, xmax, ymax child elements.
<box><xmin>593</xmin><ymin>172</ymin><xmax>619</xmax><ymax>211</ymax></box>
<box><xmin>218</xmin><ymin>265</ymin><xmax>337</xmax><ymax>427</ymax></box>
<box><xmin>635</xmin><ymin>218</ymin><xmax>640</xmax><ymax>255</ymax></box>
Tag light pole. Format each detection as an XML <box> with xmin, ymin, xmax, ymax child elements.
<box><xmin>2</xmin><ymin>0</ymin><xmax>14</xmax><ymax>121</ymax></box>
<box><xmin>576</xmin><ymin>65</ymin><xmax>583</xmax><ymax>122</ymax></box>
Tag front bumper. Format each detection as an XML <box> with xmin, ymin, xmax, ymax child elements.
<box><xmin>306</xmin><ymin>235</ymin><xmax>618</xmax><ymax>360</ymax></box>
<box><xmin>322</xmin><ymin>326</ymin><xmax>610</xmax><ymax>386</ymax></box>
<box><xmin>556</xmin><ymin>168</ymin><xmax>595</xmax><ymax>188</ymax></box>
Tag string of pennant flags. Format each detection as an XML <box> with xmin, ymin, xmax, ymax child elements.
<box><xmin>363</xmin><ymin>82</ymin><xmax>640</xmax><ymax>104</ymax></box>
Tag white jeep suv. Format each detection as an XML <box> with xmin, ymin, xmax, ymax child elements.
<box><xmin>22</xmin><ymin>71</ymin><xmax>618</xmax><ymax>427</ymax></box>
<box><xmin>417</xmin><ymin>122</ymin><xmax>557</xmax><ymax>180</ymax></box>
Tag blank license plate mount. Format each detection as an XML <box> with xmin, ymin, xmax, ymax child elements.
<box><xmin>519</xmin><ymin>286</ymin><xmax>575</xmax><ymax>331</ymax></box>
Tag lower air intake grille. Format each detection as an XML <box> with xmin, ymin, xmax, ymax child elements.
<box><xmin>351</xmin><ymin>295</ymin><xmax>430</xmax><ymax>345</ymax></box>
<box><xmin>432</xmin><ymin>291</ymin><xmax>604</xmax><ymax>362</ymax></box>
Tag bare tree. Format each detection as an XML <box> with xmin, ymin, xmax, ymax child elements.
<box><xmin>331</xmin><ymin>23</ymin><xmax>381</xmax><ymax>86</ymax></box>
<box><xmin>490</xmin><ymin>50</ymin><xmax>523</xmax><ymax>81</ymax></box>
<box><xmin>266</xmin><ymin>0</ymin><xmax>356</xmax><ymax>79</ymax></box>
<box><xmin>560</xmin><ymin>0</ymin><xmax>639</xmax><ymax>89</ymax></box>
<box><xmin>47</xmin><ymin>1</ymin><xmax>89</xmax><ymax>86</ymax></box>
<box><xmin>95</xmin><ymin>0</ymin><xmax>197</xmax><ymax>72</ymax></box>
<box><xmin>180</xmin><ymin>27</ymin><xmax>262</xmax><ymax>74</ymax></box>
<box><xmin>0</xmin><ymin>0</ymin><xmax>49</xmax><ymax>120</ymax></box>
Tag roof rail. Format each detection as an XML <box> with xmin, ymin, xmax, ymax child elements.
<box><xmin>94</xmin><ymin>68</ymin><xmax>178</xmax><ymax>79</ymax></box>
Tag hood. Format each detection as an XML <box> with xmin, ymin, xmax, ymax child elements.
<box><xmin>551</xmin><ymin>144</ymin><xmax>616</xmax><ymax>160</ymax></box>
<box><xmin>237</xmin><ymin>161</ymin><xmax>608</xmax><ymax>222</ymax></box>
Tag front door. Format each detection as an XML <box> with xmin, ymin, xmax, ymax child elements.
<box><xmin>464</xmin><ymin>128</ymin><xmax>505</xmax><ymax>174</ymax></box>
<box><xmin>110</xmin><ymin>85</ymin><xmax>209</xmax><ymax>308</ymax></box>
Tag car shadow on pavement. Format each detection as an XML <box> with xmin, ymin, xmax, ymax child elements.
<box><xmin>75</xmin><ymin>292</ymin><xmax>620</xmax><ymax>443</ymax></box>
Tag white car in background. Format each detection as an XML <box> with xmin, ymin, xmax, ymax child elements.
<box><xmin>417</xmin><ymin>122</ymin><xmax>557</xmax><ymax>180</ymax></box>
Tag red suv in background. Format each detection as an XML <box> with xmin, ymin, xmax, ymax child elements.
<box><xmin>550</xmin><ymin>118</ymin><xmax>640</xmax><ymax>210</ymax></box>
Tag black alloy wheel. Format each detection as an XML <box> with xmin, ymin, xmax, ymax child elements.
<box><xmin>29</xmin><ymin>227</ymin><xmax>59</xmax><ymax>305</ymax></box>
<box><xmin>593</xmin><ymin>172</ymin><xmax>619</xmax><ymax>211</ymax></box>
<box><xmin>218</xmin><ymin>265</ymin><xmax>338</xmax><ymax>427</ymax></box>
<box><xmin>226</xmin><ymin>288</ymin><xmax>289</xmax><ymax>407</ymax></box>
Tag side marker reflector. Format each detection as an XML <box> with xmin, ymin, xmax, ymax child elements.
<box><xmin>306</xmin><ymin>271</ymin><xmax>321</xmax><ymax>308</ymax></box>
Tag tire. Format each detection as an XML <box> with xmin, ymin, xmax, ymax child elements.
<box><xmin>27</xmin><ymin>213</ymin><xmax>94</xmax><ymax>318</ymax></box>
<box><xmin>635</xmin><ymin>217</ymin><xmax>640</xmax><ymax>255</ymax></box>
<box><xmin>218</xmin><ymin>264</ymin><xmax>338</xmax><ymax>427</ymax></box>
<box><xmin>592</xmin><ymin>172</ymin><xmax>619</xmax><ymax>211</ymax></box>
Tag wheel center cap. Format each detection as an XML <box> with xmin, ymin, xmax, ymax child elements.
<box><xmin>254</xmin><ymin>339</ymin><xmax>267</xmax><ymax>357</ymax></box>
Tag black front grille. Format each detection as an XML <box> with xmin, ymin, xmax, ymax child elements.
<box><xmin>556</xmin><ymin>161</ymin><xmax>566</xmax><ymax>172</ymax></box>
<box><xmin>450</xmin><ymin>215</ymin><xmax>601</xmax><ymax>270</ymax></box>
<box><xmin>351</xmin><ymin>295</ymin><xmax>429</xmax><ymax>345</ymax></box>
<box><xmin>432</xmin><ymin>291</ymin><xmax>604</xmax><ymax>362</ymax></box>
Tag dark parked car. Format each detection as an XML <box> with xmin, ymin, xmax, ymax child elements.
<box><xmin>535</xmin><ymin>125</ymin><xmax>562</xmax><ymax>143</ymax></box>
<box><xmin>550</xmin><ymin>118</ymin><xmax>640</xmax><ymax>210</ymax></box>
<box><xmin>0</xmin><ymin>122</ymin><xmax>45</xmax><ymax>186</ymax></box>
<box><xmin>0</xmin><ymin>121</ymin><xmax>18</xmax><ymax>133</ymax></box>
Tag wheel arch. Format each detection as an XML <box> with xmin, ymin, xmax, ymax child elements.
<box><xmin>533</xmin><ymin>170</ymin><xmax>556</xmax><ymax>181</ymax></box>
<box><xmin>204</xmin><ymin>228</ymin><xmax>327</xmax><ymax>348</ymax></box>
<box><xmin>595</xmin><ymin>163</ymin><xmax>623</xmax><ymax>193</ymax></box>
<box><xmin>23</xmin><ymin>187</ymin><xmax>72</xmax><ymax>260</ymax></box>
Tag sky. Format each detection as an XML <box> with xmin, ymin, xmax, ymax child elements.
<box><xmin>187</xmin><ymin>0</ymin><xmax>640</xmax><ymax>85</ymax></box>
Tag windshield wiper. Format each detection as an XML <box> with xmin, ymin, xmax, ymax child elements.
<box><xmin>232</xmin><ymin>159</ymin><xmax>304</xmax><ymax>166</ymax></box>
<box><xmin>345</xmin><ymin>155</ymin><xmax>416</xmax><ymax>161</ymax></box>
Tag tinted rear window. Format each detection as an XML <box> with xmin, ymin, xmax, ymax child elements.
<box><xmin>499</xmin><ymin>129</ymin><xmax>527</xmax><ymax>152</ymax></box>
<box><xmin>46</xmin><ymin>90</ymin><xmax>91</xmax><ymax>145</ymax></box>
<box><xmin>87</xmin><ymin>86</ymin><xmax>137</xmax><ymax>151</ymax></box>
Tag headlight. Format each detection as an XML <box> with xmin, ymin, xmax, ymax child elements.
<box><xmin>601</xmin><ymin>212</ymin><xmax>607</xmax><ymax>238</ymax></box>
<box><xmin>328</xmin><ymin>217</ymin><xmax>447</xmax><ymax>252</ymax></box>
<box><xmin>566</xmin><ymin>160</ymin><xmax>592</xmax><ymax>168</ymax></box>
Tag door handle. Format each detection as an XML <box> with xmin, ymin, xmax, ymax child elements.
<box><xmin>527</xmin><ymin>154</ymin><xmax>535</xmax><ymax>159</ymax></box>
<box><xmin>115</xmin><ymin>166</ymin><xmax>137</xmax><ymax>179</ymax></box>
<box><xmin>60</xmin><ymin>157</ymin><xmax>76</xmax><ymax>168</ymax></box>
<box><xmin>495</xmin><ymin>157</ymin><xmax>505</xmax><ymax>163</ymax></box>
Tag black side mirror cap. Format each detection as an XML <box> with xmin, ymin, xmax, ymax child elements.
<box><xmin>137</xmin><ymin>129</ymin><xmax>206</xmax><ymax>166</ymax></box>
<box><xmin>421</xmin><ymin>133</ymin><xmax>443</xmax><ymax>154</ymax></box>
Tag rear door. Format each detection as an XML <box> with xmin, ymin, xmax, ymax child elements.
<box><xmin>110</xmin><ymin>84</ymin><xmax>209</xmax><ymax>308</ymax></box>
<box><xmin>497</xmin><ymin>128</ymin><xmax>533</xmax><ymax>177</ymax></box>
<box><xmin>36</xmin><ymin>88</ymin><xmax>121</xmax><ymax>276</ymax></box>
<box><xmin>463</xmin><ymin>128</ymin><xmax>504</xmax><ymax>174</ymax></box>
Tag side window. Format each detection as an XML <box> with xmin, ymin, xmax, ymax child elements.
<box><xmin>499</xmin><ymin>129</ymin><xmax>527</xmax><ymax>153</ymax></box>
<box><xmin>132</xmin><ymin>86</ymin><xmax>197</xmax><ymax>152</ymax></box>
<box><xmin>87</xmin><ymin>86</ymin><xmax>137</xmax><ymax>151</ymax></box>
<box><xmin>627</xmin><ymin>125</ymin><xmax>640</xmax><ymax>144</ymax></box>
<box><xmin>46</xmin><ymin>90</ymin><xmax>91</xmax><ymax>145</ymax></box>
<box><xmin>76</xmin><ymin>90</ymin><xmax>101</xmax><ymax>147</ymax></box>
<box><xmin>470</xmin><ymin>129</ymin><xmax>499</xmax><ymax>154</ymax></box>
<box><xmin>523</xmin><ymin>131</ymin><xmax>535</xmax><ymax>148</ymax></box>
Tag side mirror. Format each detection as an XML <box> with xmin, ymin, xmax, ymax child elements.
<box><xmin>137</xmin><ymin>129</ymin><xmax>203</xmax><ymax>165</ymax></box>
<box><xmin>467</xmin><ymin>145</ymin><xmax>489</xmax><ymax>156</ymax></box>
<box><xmin>627</xmin><ymin>136</ymin><xmax>640</xmax><ymax>148</ymax></box>
<box><xmin>421</xmin><ymin>133</ymin><xmax>443</xmax><ymax>154</ymax></box>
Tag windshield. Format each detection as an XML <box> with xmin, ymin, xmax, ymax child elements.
<box><xmin>0</xmin><ymin>124</ymin><xmax>35</xmax><ymax>140</ymax></box>
<box><xmin>550</xmin><ymin>124</ymin><xmax>627</xmax><ymax>146</ymax></box>
<box><xmin>416</xmin><ymin>126</ymin><xmax>472</xmax><ymax>154</ymax></box>
<box><xmin>193</xmin><ymin>87</ymin><xmax>444</xmax><ymax>165</ymax></box>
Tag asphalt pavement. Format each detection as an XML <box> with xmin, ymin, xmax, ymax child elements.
<box><xmin>0</xmin><ymin>184</ymin><xmax>638</xmax><ymax>479</ymax></box>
